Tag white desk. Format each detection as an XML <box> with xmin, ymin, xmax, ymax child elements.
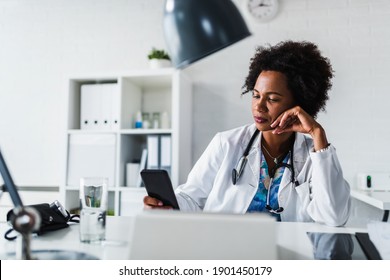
<box><xmin>0</xmin><ymin>216</ymin><xmax>367</xmax><ymax>260</ymax></box>
<box><xmin>351</xmin><ymin>189</ymin><xmax>390</xmax><ymax>222</ymax></box>
<box><xmin>0</xmin><ymin>216</ymin><xmax>133</xmax><ymax>260</ymax></box>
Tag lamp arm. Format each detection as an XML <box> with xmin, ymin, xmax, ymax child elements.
<box><xmin>0</xmin><ymin>149</ymin><xmax>40</xmax><ymax>259</ymax></box>
<box><xmin>0</xmin><ymin>150</ymin><xmax>23</xmax><ymax>207</ymax></box>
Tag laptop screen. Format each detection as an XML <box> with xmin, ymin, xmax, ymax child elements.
<box><xmin>129</xmin><ymin>210</ymin><xmax>277</xmax><ymax>260</ymax></box>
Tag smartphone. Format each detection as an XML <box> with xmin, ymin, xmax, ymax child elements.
<box><xmin>140</xmin><ymin>169</ymin><xmax>180</xmax><ymax>210</ymax></box>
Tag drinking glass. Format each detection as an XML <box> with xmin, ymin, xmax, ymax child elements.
<box><xmin>79</xmin><ymin>177</ymin><xmax>108</xmax><ymax>243</ymax></box>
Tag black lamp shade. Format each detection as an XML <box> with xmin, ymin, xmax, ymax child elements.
<box><xmin>163</xmin><ymin>0</ymin><xmax>251</xmax><ymax>69</ymax></box>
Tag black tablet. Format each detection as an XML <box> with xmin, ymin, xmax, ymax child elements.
<box><xmin>140</xmin><ymin>169</ymin><xmax>180</xmax><ymax>210</ymax></box>
<box><xmin>355</xmin><ymin>232</ymin><xmax>382</xmax><ymax>260</ymax></box>
<box><xmin>306</xmin><ymin>232</ymin><xmax>382</xmax><ymax>260</ymax></box>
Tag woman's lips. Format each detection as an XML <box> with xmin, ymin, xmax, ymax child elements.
<box><xmin>254</xmin><ymin>116</ymin><xmax>268</xmax><ymax>124</ymax></box>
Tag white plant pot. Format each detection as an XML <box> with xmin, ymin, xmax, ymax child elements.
<box><xmin>149</xmin><ymin>59</ymin><xmax>172</xmax><ymax>69</ymax></box>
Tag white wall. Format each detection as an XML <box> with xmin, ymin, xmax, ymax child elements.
<box><xmin>1</xmin><ymin>0</ymin><xmax>390</xmax><ymax>188</ymax></box>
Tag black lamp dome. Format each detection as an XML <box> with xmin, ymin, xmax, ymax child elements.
<box><xmin>163</xmin><ymin>0</ymin><xmax>251</xmax><ymax>69</ymax></box>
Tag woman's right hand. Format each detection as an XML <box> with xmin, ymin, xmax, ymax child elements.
<box><xmin>143</xmin><ymin>196</ymin><xmax>173</xmax><ymax>210</ymax></box>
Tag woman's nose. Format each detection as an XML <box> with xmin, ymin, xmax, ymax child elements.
<box><xmin>255</xmin><ymin>98</ymin><xmax>268</xmax><ymax>112</ymax></box>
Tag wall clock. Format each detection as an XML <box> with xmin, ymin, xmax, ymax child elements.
<box><xmin>245</xmin><ymin>0</ymin><xmax>279</xmax><ymax>23</ymax></box>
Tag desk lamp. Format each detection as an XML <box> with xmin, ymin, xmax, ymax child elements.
<box><xmin>0</xmin><ymin>149</ymin><xmax>40</xmax><ymax>259</ymax></box>
<box><xmin>163</xmin><ymin>0</ymin><xmax>251</xmax><ymax>69</ymax></box>
<box><xmin>1</xmin><ymin>149</ymin><xmax>100</xmax><ymax>260</ymax></box>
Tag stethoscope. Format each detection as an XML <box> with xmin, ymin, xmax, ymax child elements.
<box><xmin>232</xmin><ymin>129</ymin><xmax>299</xmax><ymax>214</ymax></box>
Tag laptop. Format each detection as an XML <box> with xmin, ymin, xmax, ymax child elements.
<box><xmin>128</xmin><ymin>210</ymin><xmax>277</xmax><ymax>260</ymax></box>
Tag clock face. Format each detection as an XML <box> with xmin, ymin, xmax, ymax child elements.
<box><xmin>246</xmin><ymin>0</ymin><xmax>279</xmax><ymax>23</ymax></box>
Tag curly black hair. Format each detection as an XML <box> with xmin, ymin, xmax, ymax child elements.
<box><xmin>242</xmin><ymin>41</ymin><xmax>334</xmax><ymax>118</ymax></box>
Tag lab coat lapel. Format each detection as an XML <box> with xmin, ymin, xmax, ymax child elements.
<box><xmin>246</xmin><ymin>131</ymin><xmax>261</xmax><ymax>188</ymax></box>
<box><xmin>279</xmin><ymin>133</ymin><xmax>309</xmax><ymax>191</ymax></box>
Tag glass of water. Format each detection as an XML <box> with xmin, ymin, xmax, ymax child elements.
<box><xmin>79</xmin><ymin>177</ymin><xmax>108</xmax><ymax>243</ymax></box>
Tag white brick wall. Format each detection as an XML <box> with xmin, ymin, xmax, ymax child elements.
<box><xmin>194</xmin><ymin>0</ymin><xmax>390</xmax><ymax>189</ymax></box>
<box><xmin>1</xmin><ymin>0</ymin><xmax>390</xmax><ymax>194</ymax></box>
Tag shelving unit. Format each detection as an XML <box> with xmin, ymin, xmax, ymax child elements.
<box><xmin>60</xmin><ymin>68</ymin><xmax>192</xmax><ymax>215</ymax></box>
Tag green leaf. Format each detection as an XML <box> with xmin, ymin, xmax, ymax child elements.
<box><xmin>147</xmin><ymin>48</ymin><xmax>170</xmax><ymax>60</ymax></box>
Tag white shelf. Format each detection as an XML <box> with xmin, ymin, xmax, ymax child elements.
<box><xmin>67</xmin><ymin>129</ymin><xmax>118</xmax><ymax>134</ymax></box>
<box><xmin>351</xmin><ymin>189</ymin><xmax>390</xmax><ymax>210</ymax></box>
<box><xmin>118</xmin><ymin>186</ymin><xmax>147</xmax><ymax>191</ymax></box>
<box><xmin>119</xmin><ymin>129</ymin><xmax>172</xmax><ymax>134</ymax></box>
<box><xmin>64</xmin><ymin>185</ymin><xmax>117</xmax><ymax>192</ymax></box>
<box><xmin>61</xmin><ymin>69</ymin><xmax>192</xmax><ymax>216</ymax></box>
<box><xmin>67</xmin><ymin>129</ymin><xmax>172</xmax><ymax>135</ymax></box>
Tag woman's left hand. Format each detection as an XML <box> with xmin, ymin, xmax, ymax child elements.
<box><xmin>270</xmin><ymin>106</ymin><xmax>318</xmax><ymax>135</ymax></box>
<box><xmin>270</xmin><ymin>106</ymin><xmax>329</xmax><ymax>151</ymax></box>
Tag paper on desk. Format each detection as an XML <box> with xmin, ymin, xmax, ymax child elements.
<box><xmin>367</xmin><ymin>221</ymin><xmax>390</xmax><ymax>260</ymax></box>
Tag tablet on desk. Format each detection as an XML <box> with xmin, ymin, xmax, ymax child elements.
<box><xmin>306</xmin><ymin>232</ymin><xmax>381</xmax><ymax>260</ymax></box>
<box><xmin>355</xmin><ymin>232</ymin><xmax>382</xmax><ymax>260</ymax></box>
<box><xmin>140</xmin><ymin>169</ymin><xmax>180</xmax><ymax>210</ymax></box>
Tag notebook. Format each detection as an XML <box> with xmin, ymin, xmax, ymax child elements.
<box><xmin>128</xmin><ymin>210</ymin><xmax>277</xmax><ymax>260</ymax></box>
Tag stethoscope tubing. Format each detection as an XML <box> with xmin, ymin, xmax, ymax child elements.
<box><xmin>232</xmin><ymin>129</ymin><xmax>299</xmax><ymax>214</ymax></box>
<box><xmin>232</xmin><ymin>130</ymin><xmax>260</xmax><ymax>185</ymax></box>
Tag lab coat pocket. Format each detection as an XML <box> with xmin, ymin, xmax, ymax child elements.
<box><xmin>295</xmin><ymin>182</ymin><xmax>311</xmax><ymax>205</ymax></box>
<box><xmin>232</xmin><ymin>182</ymin><xmax>258</xmax><ymax>213</ymax></box>
<box><xmin>294</xmin><ymin>181</ymin><xmax>312</xmax><ymax>221</ymax></box>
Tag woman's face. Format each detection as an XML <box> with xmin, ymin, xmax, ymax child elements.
<box><xmin>252</xmin><ymin>71</ymin><xmax>296</xmax><ymax>131</ymax></box>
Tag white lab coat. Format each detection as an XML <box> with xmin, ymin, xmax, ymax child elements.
<box><xmin>175</xmin><ymin>123</ymin><xmax>351</xmax><ymax>226</ymax></box>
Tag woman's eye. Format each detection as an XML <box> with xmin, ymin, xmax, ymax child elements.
<box><xmin>252</xmin><ymin>95</ymin><xmax>260</xmax><ymax>99</ymax></box>
<box><xmin>268</xmin><ymin>98</ymin><xmax>279</xmax><ymax>103</ymax></box>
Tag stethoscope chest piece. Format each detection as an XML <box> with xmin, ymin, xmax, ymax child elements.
<box><xmin>232</xmin><ymin>169</ymin><xmax>238</xmax><ymax>185</ymax></box>
<box><xmin>232</xmin><ymin>156</ymin><xmax>248</xmax><ymax>185</ymax></box>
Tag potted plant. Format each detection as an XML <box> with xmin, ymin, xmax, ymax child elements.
<box><xmin>147</xmin><ymin>48</ymin><xmax>172</xmax><ymax>69</ymax></box>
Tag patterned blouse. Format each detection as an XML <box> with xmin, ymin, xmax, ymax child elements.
<box><xmin>246</xmin><ymin>152</ymin><xmax>290</xmax><ymax>221</ymax></box>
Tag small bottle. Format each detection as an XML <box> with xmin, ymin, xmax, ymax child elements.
<box><xmin>135</xmin><ymin>111</ymin><xmax>142</xmax><ymax>128</ymax></box>
<box><xmin>152</xmin><ymin>112</ymin><xmax>160</xmax><ymax>129</ymax></box>
<box><xmin>142</xmin><ymin>112</ymin><xmax>151</xmax><ymax>129</ymax></box>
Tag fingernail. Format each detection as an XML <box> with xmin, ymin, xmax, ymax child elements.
<box><xmin>158</xmin><ymin>201</ymin><xmax>163</xmax><ymax>206</ymax></box>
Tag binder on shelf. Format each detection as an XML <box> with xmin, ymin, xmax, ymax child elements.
<box><xmin>160</xmin><ymin>135</ymin><xmax>171</xmax><ymax>175</ymax></box>
<box><xmin>144</xmin><ymin>135</ymin><xmax>172</xmax><ymax>175</ymax></box>
<box><xmin>136</xmin><ymin>148</ymin><xmax>148</xmax><ymax>187</ymax></box>
<box><xmin>80</xmin><ymin>84</ymin><xmax>101</xmax><ymax>130</ymax></box>
<box><xmin>80</xmin><ymin>83</ymin><xmax>119</xmax><ymax>130</ymax></box>
<box><xmin>100</xmin><ymin>85</ymin><xmax>112</xmax><ymax>130</ymax></box>
<box><xmin>126</xmin><ymin>162</ymin><xmax>140</xmax><ymax>187</ymax></box>
<box><xmin>147</xmin><ymin>135</ymin><xmax>160</xmax><ymax>169</ymax></box>
<box><xmin>111</xmin><ymin>88</ymin><xmax>120</xmax><ymax>130</ymax></box>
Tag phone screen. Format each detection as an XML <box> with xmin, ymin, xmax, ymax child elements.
<box><xmin>140</xmin><ymin>169</ymin><xmax>180</xmax><ymax>210</ymax></box>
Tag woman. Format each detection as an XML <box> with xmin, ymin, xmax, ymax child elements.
<box><xmin>144</xmin><ymin>41</ymin><xmax>351</xmax><ymax>226</ymax></box>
